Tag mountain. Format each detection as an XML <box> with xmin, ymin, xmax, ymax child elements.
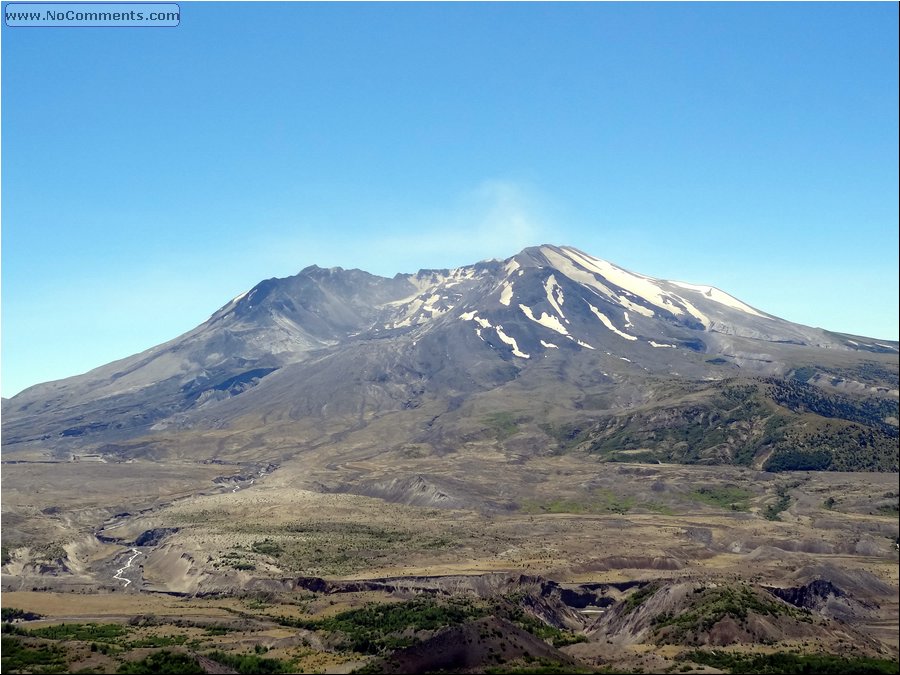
<box><xmin>2</xmin><ymin>245</ymin><xmax>898</xmax><ymax>472</ymax></box>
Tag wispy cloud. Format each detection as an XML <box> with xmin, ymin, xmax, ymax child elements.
<box><xmin>368</xmin><ymin>179</ymin><xmax>557</xmax><ymax>269</ymax></box>
<box><xmin>248</xmin><ymin>179</ymin><xmax>561</xmax><ymax>276</ymax></box>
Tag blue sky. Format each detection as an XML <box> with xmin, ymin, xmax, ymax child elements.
<box><xmin>2</xmin><ymin>2</ymin><xmax>898</xmax><ymax>396</ymax></box>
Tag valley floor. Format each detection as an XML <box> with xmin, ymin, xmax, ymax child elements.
<box><xmin>2</xmin><ymin>456</ymin><xmax>899</xmax><ymax>673</ymax></box>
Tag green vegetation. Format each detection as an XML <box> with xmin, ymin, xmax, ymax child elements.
<box><xmin>2</xmin><ymin>607</ymin><xmax>43</xmax><ymax>622</ymax></box>
<box><xmin>622</xmin><ymin>584</ymin><xmax>659</xmax><ymax>614</ymax></box>
<box><xmin>282</xmin><ymin>596</ymin><xmax>584</xmax><ymax>655</ymax></box>
<box><xmin>204</xmin><ymin>651</ymin><xmax>295</xmax><ymax>674</ymax></box>
<box><xmin>568</xmin><ymin>375</ymin><xmax>899</xmax><ymax>472</ymax></box>
<box><xmin>791</xmin><ymin>367</ymin><xmax>818</xmax><ymax>383</ymax></box>
<box><xmin>483</xmin><ymin>660</ymin><xmax>595</xmax><ymax>674</ymax></box>
<box><xmin>493</xmin><ymin>601</ymin><xmax>587</xmax><ymax>648</ymax></box>
<box><xmin>875</xmin><ymin>493</ymin><xmax>899</xmax><ymax>516</ymax></box>
<box><xmin>226</xmin><ymin>521</ymin><xmax>455</xmax><ymax>576</ymax></box>
<box><xmin>765</xmin><ymin>378</ymin><xmax>899</xmax><ymax>437</ymax></box>
<box><xmin>682</xmin><ymin>649</ymin><xmax>900</xmax><ymax>674</ymax></box>
<box><xmin>689</xmin><ymin>486</ymin><xmax>752</xmax><ymax>512</ymax></box>
<box><xmin>765</xmin><ymin>448</ymin><xmax>832</xmax><ymax>472</ymax></box>
<box><xmin>29</xmin><ymin>542</ymin><xmax>68</xmax><ymax>563</ymax></box>
<box><xmin>521</xmin><ymin>489</ymin><xmax>633</xmax><ymax>515</ymax></box>
<box><xmin>22</xmin><ymin>622</ymin><xmax>129</xmax><ymax>643</ymax></box>
<box><xmin>204</xmin><ymin>625</ymin><xmax>236</xmax><ymax>635</ymax></box>
<box><xmin>832</xmin><ymin>360</ymin><xmax>900</xmax><ymax>388</ymax></box>
<box><xmin>117</xmin><ymin>651</ymin><xmax>204</xmax><ymax>674</ymax></box>
<box><xmin>764</xmin><ymin>483</ymin><xmax>796</xmax><ymax>521</ymax></box>
<box><xmin>653</xmin><ymin>585</ymin><xmax>807</xmax><ymax>643</ymax></box>
<box><xmin>251</xmin><ymin>539</ymin><xmax>283</xmax><ymax>556</ymax></box>
<box><xmin>125</xmin><ymin>634</ymin><xmax>189</xmax><ymax>648</ymax></box>
<box><xmin>281</xmin><ymin>597</ymin><xmax>484</xmax><ymax>653</ymax></box>
<box><xmin>539</xmin><ymin>421</ymin><xmax>589</xmax><ymax>452</ymax></box>
<box><xmin>586</xmin><ymin>383</ymin><xmax>774</xmax><ymax>466</ymax></box>
<box><xmin>1</xmin><ymin>636</ymin><xmax>68</xmax><ymax>673</ymax></box>
<box><xmin>483</xmin><ymin>412</ymin><xmax>529</xmax><ymax>440</ymax></box>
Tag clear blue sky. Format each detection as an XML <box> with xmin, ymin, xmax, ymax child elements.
<box><xmin>2</xmin><ymin>2</ymin><xmax>898</xmax><ymax>397</ymax></box>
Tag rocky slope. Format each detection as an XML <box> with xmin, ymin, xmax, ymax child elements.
<box><xmin>3</xmin><ymin>245</ymin><xmax>897</xmax><ymax>471</ymax></box>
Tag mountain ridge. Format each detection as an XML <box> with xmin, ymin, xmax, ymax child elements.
<box><xmin>2</xmin><ymin>244</ymin><xmax>897</xmax><ymax>473</ymax></box>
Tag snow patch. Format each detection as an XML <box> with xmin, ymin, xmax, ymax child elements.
<box><xmin>618</xmin><ymin>296</ymin><xmax>655</xmax><ymax>318</ymax></box>
<box><xmin>499</xmin><ymin>281</ymin><xmax>514</xmax><ymax>306</ymax></box>
<box><xmin>519</xmin><ymin>304</ymin><xmax>569</xmax><ymax>336</ymax></box>
<box><xmin>669</xmin><ymin>281</ymin><xmax>766</xmax><ymax>317</ymax></box>
<box><xmin>543</xmin><ymin>274</ymin><xmax>566</xmax><ymax>319</ymax></box>
<box><xmin>670</xmin><ymin>295</ymin><xmax>711</xmax><ymax>328</ymax></box>
<box><xmin>560</xmin><ymin>246</ymin><xmax>685</xmax><ymax>316</ymax></box>
<box><xmin>494</xmin><ymin>325</ymin><xmax>530</xmax><ymax>358</ymax></box>
<box><xmin>540</xmin><ymin>340</ymin><xmax>559</xmax><ymax>349</ymax></box>
<box><xmin>422</xmin><ymin>294</ymin><xmax>447</xmax><ymax>316</ymax></box>
<box><xmin>460</xmin><ymin>312</ymin><xmax>492</xmax><ymax>329</ymax></box>
<box><xmin>649</xmin><ymin>341</ymin><xmax>676</xmax><ymax>348</ymax></box>
<box><xmin>541</xmin><ymin>247</ymin><xmax>659</xmax><ymax>318</ymax></box>
<box><xmin>588</xmin><ymin>304</ymin><xmax>638</xmax><ymax>341</ymax></box>
<box><xmin>505</xmin><ymin>259</ymin><xmax>521</xmax><ymax>275</ymax></box>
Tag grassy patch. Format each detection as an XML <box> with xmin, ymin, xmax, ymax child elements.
<box><xmin>227</xmin><ymin>521</ymin><xmax>456</xmax><ymax>576</ymax></box>
<box><xmin>520</xmin><ymin>489</ymin><xmax>633</xmax><ymax>515</ymax></box>
<box><xmin>204</xmin><ymin>625</ymin><xmax>237</xmax><ymax>635</ymax></box>
<box><xmin>1</xmin><ymin>635</ymin><xmax>68</xmax><ymax>673</ymax></box>
<box><xmin>215</xmin><ymin>521</ymin><xmax>459</xmax><ymax>576</ymax></box>
<box><xmin>22</xmin><ymin>622</ymin><xmax>129</xmax><ymax>643</ymax></box>
<box><xmin>688</xmin><ymin>486</ymin><xmax>752</xmax><ymax>512</ymax></box>
<box><xmin>483</xmin><ymin>412</ymin><xmax>527</xmax><ymax>440</ymax></box>
<box><xmin>125</xmin><ymin>633</ymin><xmax>189</xmax><ymax>648</ymax></box>
<box><xmin>682</xmin><ymin>649</ymin><xmax>900</xmax><ymax>674</ymax></box>
<box><xmin>204</xmin><ymin>651</ymin><xmax>295</xmax><ymax>674</ymax></box>
<box><xmin>251</xmin><ymin>539</ymin><xmax>283</xmax><ymax>556</ymax></box>
<box><xmin>117</xmin><ymin>650</ymin><xmax>204</xmax><ymax>674</ymax></box>
<box><xmin>539</xmin><ymin>421</ymin><xmax>590</xmax><ymax>452</ymax></box>
<box><xmin>763</xmin><ymin>482</ymin><xmax>798</xmax><ymax>521</ymax></box>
